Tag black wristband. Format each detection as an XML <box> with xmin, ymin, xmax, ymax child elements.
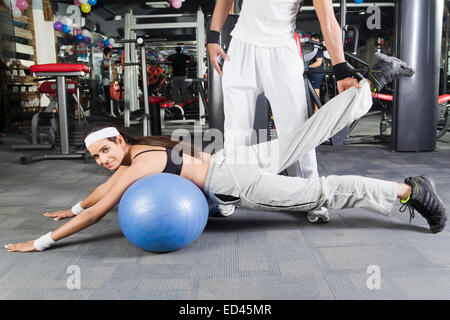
<box><xmin>207</xmin><ymin>30</ymin><xmax>220</xmax><ymax>44</ymax></box>
<box><xmin>332</xmin><ymin>62</ymin><xmax>356</xmax><ymax>81</ymax></box>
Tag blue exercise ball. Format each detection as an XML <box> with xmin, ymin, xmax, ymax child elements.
<box><xmin>118</xmin><ymin>173</ymin><xmax>209</xmax><ymax>252</ymax></box>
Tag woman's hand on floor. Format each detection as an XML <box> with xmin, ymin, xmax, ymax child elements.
<box><xmin>44</xmin><ymin>209</ymin><xmax>74</xmax><ymax>221</ymax></box>
<box><xmin>4</xmin><ymin>240</ymin><xmax>38</xmax><ymax>252</ymax></box>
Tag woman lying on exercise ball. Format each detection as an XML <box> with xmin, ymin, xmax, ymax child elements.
<box><xmin>4</xmin><ymin>53</ymin><xmax>447</xmax><ymax>252</ymax></box>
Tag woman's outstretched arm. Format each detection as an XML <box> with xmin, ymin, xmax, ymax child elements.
<box><xmin>43</xmin><ymin>165</ymin><xmax>129</xmax><ymax>221</ymax></box>
<box><xmin>80</xmin><ymin>165</ymin><xmax>129</xmax><ymax>209</ymax></box>
<box><xmin>4</xmin><ymin>156</ymin><xmax>161</xmax><ymax>252</ymax></box>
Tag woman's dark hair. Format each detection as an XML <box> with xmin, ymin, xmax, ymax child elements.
<box><xmin>85</xmin><ymin>123</ymin><xmax>202</xmax><ymax>159</ymax></box>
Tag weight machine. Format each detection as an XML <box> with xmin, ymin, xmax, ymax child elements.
<box><xmin>123</xmin><ymin>9</ymin><xmax>206</xmax><ymax>128</ymax></box>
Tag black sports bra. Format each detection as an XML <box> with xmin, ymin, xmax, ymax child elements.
<box><xmin>132</xmin><ymin>148</ymin><xmax>183</xmax><ymax>175</ymax></box>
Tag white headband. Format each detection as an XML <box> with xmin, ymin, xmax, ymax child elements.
<box><xmin>84</xmin><ymin>127</ymin><xmax>120</xmax><ymax>148</ymax></box>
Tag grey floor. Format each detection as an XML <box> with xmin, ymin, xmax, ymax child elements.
<box><xmin>1</xmin><ymin>115</ymin><xmax>450</xmax><ymax>300</ymax></box>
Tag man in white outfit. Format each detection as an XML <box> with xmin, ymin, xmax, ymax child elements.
<box><xmin>208</xmin><ymin>0</ymin><xmax>360</xmax><ymax>218</ymax></box>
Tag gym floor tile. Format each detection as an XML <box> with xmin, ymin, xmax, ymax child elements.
<box><xmin>1</xmin><ymin>116</ymin><xmax>450</xmax><ymax>299</ymax></box>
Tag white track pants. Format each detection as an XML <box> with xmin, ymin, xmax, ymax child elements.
<box><xmin>204</xmin><ymin>79</ymin><xmax>399</xmax><ymax>215</ymax></box>
<box><xmin>222</xmin><ymin>37</ymin><xmax>318</xmax><ymax>179</ymax></box>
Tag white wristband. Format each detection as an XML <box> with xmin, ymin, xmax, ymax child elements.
<box><xmin>71</xmin><ymin>201</ymin><xmax>84</xmax><ymax>215</ymax></box>
<box><xmin>33</xmin><ymin>232</ymin><xmax>56</xmax><ymax>251</ymax></box>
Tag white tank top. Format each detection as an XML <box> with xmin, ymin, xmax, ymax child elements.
<box><xmin>231</xmin><ymin>0</ymin><xmax>301</xmax><ymax>47</ymax></box>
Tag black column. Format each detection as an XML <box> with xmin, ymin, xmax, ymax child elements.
<box><xmin>393</xmin><ymin>0</ymin><xmax>444</xmax><ymax>151</ymax></box>
<box><xmin>150</xmin><ymin>103</ymin><xmax>161</xmax><ymax>136</ymax></box>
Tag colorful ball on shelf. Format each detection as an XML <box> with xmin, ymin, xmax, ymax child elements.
<box><xmin>81</xmin><ymin>29</ymin><xmax>90</xmax><ymax>37</ymax></box>
<box><xmin>83</xmin><ymin>36</ymin><xmax>91</xmax><ymax>44</ymax></box>
<box><xmin>74</xmin><ymin>0</ymin><xmax>81</xmax><ymax>6</ymax></box>
<box><xmin>76</xmin><ymin>34</ymin><xmax>84</xmax><ymax>42</ymax></box>
<box><xmin>80</xmin><ymin>3</ymin><xmax>91</xmax><ymax>13</ymax></box>
<box><xmin>172</xmin><ymin>0</ymin><xmax>182</xmax><ymax>9</ymax></box>
<box><xmin>103</xmin><ymin>39</ymin><xmax>110</xmax><ymax>46</ymax></box>
<box><xmin>62</xmin><ymin>24</ymin><xmax>71</xmax><ymax>33</ymax></box>
<box><xmin>16</xmin><ymin>0</ymin><xmax>28</xmax><ymax>10</ymax></box>
<box><xmin>12</xmin><ymin>6</ymin><xmax>22</xmax><ymax>18</ymax></box>
<box><xmin>75</xmin><ymin>28</ymin><xmax>82</xmax><ymax>35</ymax></box>
<box><xmin>88</xmin><ymin>0</ymin><xmax>97</xmax><ymax>5</ymax></box>
<box><xmin>53</xmin><ymin>21</ymin><xmax>63</xmax><ymax>31</ymax></box>
<box><xmin>61</xmin><ymin>17</ymin><xmax>74</xmax><ymax>28</ymax></box>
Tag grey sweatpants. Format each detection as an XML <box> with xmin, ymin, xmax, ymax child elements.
<box><xmin>204</xmin><ymin>79</ymin><xmax>399</xmax><ymax>215</ymax></box>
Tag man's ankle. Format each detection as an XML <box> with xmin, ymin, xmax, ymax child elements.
<box><xmin>398</xmin><ymin>182</ymin><xmax>412</xmax><ymax>200</ymax></box>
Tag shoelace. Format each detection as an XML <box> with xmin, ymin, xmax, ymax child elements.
<box><xmin>399</xmin><ymin>202</ymin><xmax>416</xmax><ymax>223</ymax></box>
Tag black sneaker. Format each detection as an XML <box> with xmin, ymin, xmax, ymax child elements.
<box><xmin>400</xmin><ymin>175</ymin><xmax>447</xmax><ymax>234</ymax></box>
<box><xmin>367</xmin><ymin>52</ymin><xmax>415</xmax><ymax>92</ymax></box>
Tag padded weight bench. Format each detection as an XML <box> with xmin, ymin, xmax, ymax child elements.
<box><xmin>160</xmin><ymin>100</ymin><xmax>197</xmax><ymax>128</ymax></box>
<box><xmin>19</xmin><ymin>63</ymin><xmax>89</xmax><ymax>164</ymax></box>
<box><xmin>11</xmin><ymin>80</ymin><xmax>80</xmax><ymax>151</ymax></box>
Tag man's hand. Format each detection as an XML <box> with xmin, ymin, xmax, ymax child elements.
<box><xmin>207</xmin><ymin>43</ymin><xmax>229</xmax><ymax>76</ymax></box>
<box><xmin>337</xmin><ymin>77</ymin><xmax>362</xmax><ymax>93</ymax></box>
<box><xmin>4</xmin><ymin>240</ymin><xmax>38</xmax><ymax>252</ymax></box>
<box><xmin>44</xmin><ymin>209</ymin><xmax>75</xmax><ymax>221</ymax></box>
